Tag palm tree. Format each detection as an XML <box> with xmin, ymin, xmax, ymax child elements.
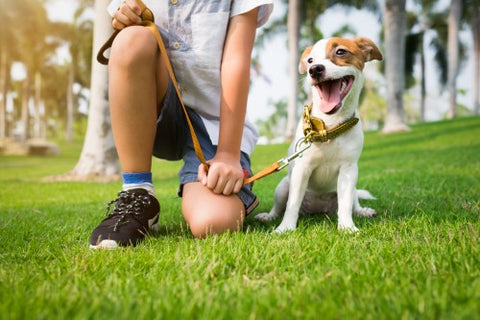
<box><xmin>0</xmin><ymin>50</ymin><xmax>7</xmax><ymax>140</ymax></box>
<box><xmin>12</xmin><ymin>0</ymin><xmax>59</xmax><ymax>141</ymax></box>
<box><xmin>69</xmin><ymin>0</ymin><xmax>119</xmax><ymax>179</ymax></box>
<box><xmin>405</xmin><ymin>0</ymin><xmax>442</xmax><ymax>122</ymax></box>
<box><xmin>382</xmin><ymin>0</ymin><xmax>410</xmax><ymax>133</ymax></box>
<box><xmin>473</xmin><ymin>5</ymin><xmax>480</xmax><ymax>115</ymax></box>
<box><xmin>0</xmin><ymin>0</ymin><xmax>14</xmax><ymax>140</ymax></box>
<box><xmin>285</xmin><ymin>0</ymin><xmax>301</xmax><ymax>141</ymax></box>
<box><xmin>54</xmin><ymin>4</ymin><xmax>93</xmax><ymax>141</ymax></box>
<box><xmin>410</xmin><ymin>0</ymin><xmax>474</xmax><ymax>119</ymax></box>
<box><xmin>464</xmin><ymin>0</ymin><xmax>480</xmax><ymax>115</ymax></box>
<box><xmin>447</xmin><ymin>0</ymin><xmax>463</xmax><ymax>119</ymax></box>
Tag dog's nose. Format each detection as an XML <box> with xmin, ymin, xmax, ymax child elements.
<box><xmin>309</xmin><ymin>64</ymin><xmax>325</xmax><ymax>79</ymax></box>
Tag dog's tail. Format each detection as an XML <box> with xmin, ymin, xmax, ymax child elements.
<box><xmin>357</xmin><ymin>189</ymin><xmax>376</xmax><ymax>200</ymax></box>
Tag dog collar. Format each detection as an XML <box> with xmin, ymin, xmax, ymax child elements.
<box><xmin>302</xmin><ymin>104</ymin><xmax>359</xmax><ymax>143</ymax></box>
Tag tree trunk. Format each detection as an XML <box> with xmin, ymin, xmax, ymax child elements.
<box><xmin>420</xmin><ymin>33</ymin><xmax>426</xmax><ymax>122</ymax></box>
<box><xmin>66</xmin><ymin>65</ymin><xmax>74</xmax><ymax>141</ymax></box>
<box><xmin>69</xmin><ymin>0</ymin><xmax>119</xmax><ymax>178</ymax></box>
<box><xmin>21</xmin><ymin>76</ymin><xmax>31</xmax><ymax>141</ymax></box>
<box><xmin>33</xmin><ymin>71</ymin><xmax>43</xmax><ymax>139</ymax></box>
<box><xmin>382</xmin><ymin>0</ymin><xmax>410</xmax><ymax>133</ymax></box>
<box><xmin>285</xmin><ymin>0</ymin><xmax>300</xmax><ymax>141</ymax></box>
<box><xmin>447</xmin><ymin>0</ymin><xmax>462</xmax><ymax>119</ymax></box>
<box><xmin>473</xmin><ymin>6</ymin><xmax>480</xmax><ymax>116</ymax></box>
<box><xmin>0</xmin><ymin>47</ymin><xmax>7</xmax><ymax>139</ymax></box>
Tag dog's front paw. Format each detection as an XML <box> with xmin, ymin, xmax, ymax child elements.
<box><xmin>337</xmin><ymin>223</ymin><xmax>360</xmax><ymax>233</ymax></box>
<box><xmin>354</xmin><ymin>207</ymin><xmax>376</xmax><ymax>218</ymax></box>
<box><xmin>254</xmin><ymin>212</ymin><xmax>277</xmax><ymax>223</ymax></box>
<box><xmin>274</xmin><ymin>223</ymin><xmax>297</xmax><ymax>234</ymax></box>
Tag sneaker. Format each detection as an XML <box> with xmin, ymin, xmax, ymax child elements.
<box><xmin>90</xmin><ymin>188</ymin><xmax>160</xmax><ymax>249</ymax></box>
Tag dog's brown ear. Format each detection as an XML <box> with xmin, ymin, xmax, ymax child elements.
<box><xmin>298</xmin><ymin>46</ymin><xmax>313</xmax><ymax>74</ymax></box>
<box><xmin>354</xmin><ymin>37</ymin><xmax>383</xmax><ymax>62</ymax></box>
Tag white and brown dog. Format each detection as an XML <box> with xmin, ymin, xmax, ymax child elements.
<box><xmin>255</xmin><ymin>37</ymin><xmax>383</xmax><ymax>233</ymax></box>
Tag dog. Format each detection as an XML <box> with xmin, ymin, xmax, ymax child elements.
<box><xmin>255</xmin><ymin>37</ymin><xmax>383</xmax><ymax>233</ymax></box>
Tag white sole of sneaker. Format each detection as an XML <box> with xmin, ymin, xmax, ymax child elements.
<box><xmin>89</xmin><ymin>212</ymin><xmax>160</xmax><ymax>250</ymax></box>
<box><xmin>90</xmin><ymin>239</ymin><xmax>118</xmax><ymax>250</ymax></box>
<box><xmin>148</xmin><ymin>213</ymin><xmax>159</xmax><ymax>232</ymax></box>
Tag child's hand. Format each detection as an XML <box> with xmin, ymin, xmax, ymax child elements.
<box><xmin>112</xmin><ymin>0</ymin><xmax>143</xmax><ymax>30</ymax></box>
<box><xmin>198</xmin><ymin>153</ymin><xmax>244</xmax><ymax>196</ymax></box>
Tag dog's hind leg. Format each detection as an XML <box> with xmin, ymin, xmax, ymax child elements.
<box><xmin>353</xmin><ymin>189</ymin><xmax>376</xmax><ymax>218</ymax></box>
<box><xmin>254</xmin><ymin>177</ymin><xmax>289</xmax><ymax>222</ymax></box>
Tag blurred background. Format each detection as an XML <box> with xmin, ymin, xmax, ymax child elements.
<box><xmin>0</xmin><ymin>0</ymin><xmax>478</xmax><ymax>176</ymax></box>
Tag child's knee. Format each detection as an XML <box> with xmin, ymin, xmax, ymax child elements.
<box><xmin>181</xmin><ymin>183</ymin><xmax>246</xmax><ymax>238</ymax></box>
<box><xmin>110</xmin><ymin>26</ymin><xmax>157</xmax><ymax>67</ymax></box>
<box><xmin>187</xmin><ymin>214</ymin><xmax>217</xmax><ymax>238</ymax></box>
<box><xmin>185</xmin><ymin>207</ymin><xmax>244</xmax><ymax>238</ymax></box>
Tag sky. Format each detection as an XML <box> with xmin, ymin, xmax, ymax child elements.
<box><xmin>45</xmin><ymin>0</ymin><xmax>476</xmax><ymax>123</ymax></box>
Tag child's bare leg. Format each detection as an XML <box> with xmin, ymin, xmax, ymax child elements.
<box><xmin>108</xmin><ymin>26</ymin><xmax>169</xmax><ymax>172</ymax></box>
<box><xmin>182</xmin><ymin>182</ymin><xmax>245</xmax><ymax>238</ymax></box>
<box><xmin>89</xmin><ymin>26</ymin><xmax>170</xmax><ymax>249</ymax></box>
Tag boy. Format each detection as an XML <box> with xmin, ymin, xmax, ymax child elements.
<box><xmin>90</xmin><ymin>0</ymin><xmax>274</xmax><ymax>248</ymax></box>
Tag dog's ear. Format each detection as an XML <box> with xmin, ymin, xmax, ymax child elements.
<box><xmin>354</xmin><ymin>37</ymin><xmax>383</xmax><ymax>62</ymax></box>
<box><xmin>298</xmin><ymin>46</ymin><xmax>313</xmax><ymax>74</ymax></box>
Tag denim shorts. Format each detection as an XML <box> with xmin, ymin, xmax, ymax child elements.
<box><xmin>152</xmin><ymin>81</ymin><xmax>259</xmax><ymax>215</ymax></box>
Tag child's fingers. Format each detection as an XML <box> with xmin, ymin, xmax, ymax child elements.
<box><xmin>233</xmin><ymin>179</ymin><xmax>243</xmax><ymax>194</ymax></box>
<box><xmin>125</xmin><ymin>0</ymin><xmax>142</xmax><ymax>15</ymax></box>
<box><xmin>121</xmin><ymin>3</ymin><xmax>142</xmax><ymax>24</ymax></box>
<box><xmin>114</xmin><ymin>0</ymin><xmax>141</xmax><ymax>27</ymax></box>
<box><xmin>112</xmin><ymin>18</ymin><xmax>126</xmax><ymax>30</ymax></box>
<box><xmin>198</xmin><ymin>163</ymin><xmax>208</xmax><ymax>186</ymax></box>
<box><xmin>205</xmin><ymin>163</ymin><xmax>244</xmax><ymax>195</ymax></box>
<box><xmin>212</xmin><ymin>176</ymin><xmax>227</xmax><ymax>195</ymax></box>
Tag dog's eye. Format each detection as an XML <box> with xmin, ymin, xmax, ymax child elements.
<box><xmin>307</xmin><ymin>57</ymin><xmax>313</xmax><ymax>64</ymax></box>
<box><xmin>336</xmin><ymin>49</ymin><xmax>349</xmax><ymax>56</ymax></box>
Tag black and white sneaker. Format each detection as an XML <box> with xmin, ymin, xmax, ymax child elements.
<box><xmin>90</xmin><ymin>188</ymin><xmax>160</xmax><ymax>249</ymax></box>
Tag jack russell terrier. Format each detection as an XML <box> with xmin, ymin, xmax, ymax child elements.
<box><xmin>255</xmin><ymin>37</ymin><xmax>383</xmax><ymax>233</ymax></box>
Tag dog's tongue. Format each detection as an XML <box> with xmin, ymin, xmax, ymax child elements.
<box><xmin>318</xmin><ymin>80</ymin><xmax>342</xmax><ymax>113</ymax></box>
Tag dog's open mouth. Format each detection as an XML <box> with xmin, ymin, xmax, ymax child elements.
<box><xmin>315</xmin><ymin>76</ymin><xmax>354</xmax><ymax>114</ymax></box>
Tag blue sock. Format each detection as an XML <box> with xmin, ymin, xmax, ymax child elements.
<box><xmin>122</xmin><ymin>172</ymin><xmax>155</xmax><ymax>196</ymax></box>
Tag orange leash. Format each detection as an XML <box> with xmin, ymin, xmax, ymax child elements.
<box><xmin>97</xmin><ymin>0</ymin><xmax>287</xmax><ymax>185</ymax></box>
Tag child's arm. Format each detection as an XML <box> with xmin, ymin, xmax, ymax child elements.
<box><xmin>198</xmin><ymin>8</ymin><xmax>259</xmax><ymax>196</ymax></box>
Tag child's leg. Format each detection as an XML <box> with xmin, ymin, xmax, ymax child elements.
<box><xmin>90</xmin><ymin>26</ymin><xmax>169</xmax><ymax>249</ymax></box>
<box><xmin>182</xmin><ymin>182</ymin><xmax>245</xmax><ymax>238</ymax></box>
<box><xmin>108</xmin><ymin>26</ymin><xmax>169</xmax><ymax>173</ymax></box>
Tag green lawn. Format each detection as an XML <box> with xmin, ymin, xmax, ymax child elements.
<box><xmin>1</xmin><ymin>117</ymin><xmax>479</xmax><ymax>319</ymax></box>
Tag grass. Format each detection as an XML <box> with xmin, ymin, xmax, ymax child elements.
<box><xmin>1</xmin><ymin>117</ymin><xmax>479</xmax><ymax>320</ymax></box>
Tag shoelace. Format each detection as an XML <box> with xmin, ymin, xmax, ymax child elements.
<box><xmin>104</xmin><ymin>191</ymin><xmax>152</xmax><ymax>232</ymax></box>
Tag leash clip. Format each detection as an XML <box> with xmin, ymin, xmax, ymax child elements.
<box><xmin>277</xmin><ymin>136</ymin><xmax>313</xmax><ymax>171</ymax></box>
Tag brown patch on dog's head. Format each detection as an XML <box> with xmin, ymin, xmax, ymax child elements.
<box><xmin>325</xmin><ymin>37</ymin><xmax>383</xmax><ymax>70</ymax></box>
<box><xmin>298</xmin><ymin>46</ymin><xmax>313</xmax><ymax>74</ymax></box>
